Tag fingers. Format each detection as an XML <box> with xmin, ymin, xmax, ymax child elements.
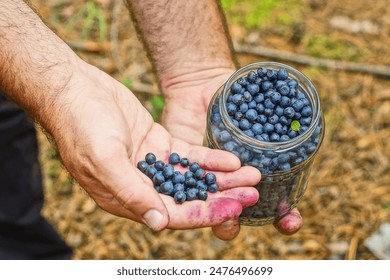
<box><xmin>274</xmin><ymin>208</ymin><xmax>302</xmax><ymax>235</ymax></box>
<box><xmin>212</xmin><ymin>166</ymin><xmax>261</xmax><ymax>191</ymax></box>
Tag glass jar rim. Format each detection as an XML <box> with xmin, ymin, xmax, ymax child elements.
<box><xmin>220</xmin><ymin>61</ymin><xmax>322</xmax><ymax>152</ymax></box>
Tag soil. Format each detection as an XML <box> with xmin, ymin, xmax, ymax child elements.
<box><xmin>30</xmin><ymin>0</ymin><xmax>389</xmax><ymax>260</ymax></box>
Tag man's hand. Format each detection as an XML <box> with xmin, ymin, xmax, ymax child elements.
<box><xmin>44</xmin><ymin>61</ymin><xmax>261</xmax><ymax>233</ymax></box>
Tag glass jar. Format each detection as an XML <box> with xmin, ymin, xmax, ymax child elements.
<box><xmin>204</xmin><ymin>62</ymin><xmax>325</xmax><ymax>226</ymax></box>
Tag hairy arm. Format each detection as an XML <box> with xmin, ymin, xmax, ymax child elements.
<box><xmin>0</xmin><ymin>0</ymin><xmax>79</xmax><ymax>134</ymax></box>
<box><xmin>125</xmin><ymin>0</ymin><xmax>237</xmax><ymax>91</ymax></box>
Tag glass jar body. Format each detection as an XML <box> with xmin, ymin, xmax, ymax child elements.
<box><xmin>204</xmin><ymin>62</ymin><xmax>325</xmax><ymax>226</ymax></box>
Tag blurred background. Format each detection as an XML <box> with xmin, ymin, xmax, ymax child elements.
<box><xmin>30</xmin><ymin>0</ymin><xmax>389</xmax><ymax>259</ymax></box>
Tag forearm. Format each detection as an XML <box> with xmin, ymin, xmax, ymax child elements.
<box><xmin>0</xmin><ymin>0</ymin><xmax>80</xmax><ymax>131</ymax></box>
<box><xmin>126</xmin><ymin>0</ymin><xmax>237</xmax><ymax>91</ymax></box>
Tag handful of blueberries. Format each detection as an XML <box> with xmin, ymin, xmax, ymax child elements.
<box><xmin>137</xmin><ymin>152</ymin><xmax>219</xmax><ymax>204</ymax></box>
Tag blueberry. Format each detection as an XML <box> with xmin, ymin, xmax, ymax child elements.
<box><xmin>231</xmin><ymin>94</ymin><xmax>244</xmax><ymax>105</ymax></box>
<box><xmin>211</xmin><ymin>112</ymin><xmax>222</xmax><ymax>125</ymax></box>
<box><xmin>207</xmin><ymin>183</ymin><xmax>219</xmax><ymax>193</ymax></box>
<box><xmin>299</xmin><ymin>125</ymin><xmax>309</xmax><ymax>134</ymax></box>
<box><xmin>239</xmin><ymin>118</ymin><xmax>252</xmax><ymax>130</ymax></box>
<box><xmin>275</xmin><ymin>106</ymin><xmax>284</xmax><ymax>117</ymax></box>
<box><xmin>297</xmin><ymin>91</ymin><xmax>306</xmax><ymax>99</ymax></box>
<box><xmin>189</xmin><ymin>162</ymin><xmax>200</xmax><ymax>173</ymax></box>
<box><xmin>198</xmin><ymin>189</ymin><xmax>208</xmax><ymax>201</ymax></box>
<box><xmin>204</xmin><ymin>173</ymin><xmax>217</xmax><ymax>185</ymax></box>
<box><xmin>257</xmin><ymin>67</ymin><xmax>268</xmax><ymax>78</ymax></box>
<box><xmin>255</xmin><ymin>103</ymin><xmax>265</xmax><ymax>114</ymax></box>
<box><xmin>226</xmin><ymin>102</ymin><xmax>237</xmax><ymax>115</ymax></box>
<box><xmin>277</xmin><ymin>68</ymin><xmax>289</xmax><ymax>80</ymax></box>
<box><xmin>169</xmin><ymin>152</ymin><xmax>180</xmax><ymax>164</ymax></box>
<box><xmin>154</xmin><ymin>185</ymin><xmax>161</xmax><ymax>193</ymax></box>
<box><xmin>280</xmin><ymin>96</ymin><xmax>291</xmax><ymax>108</ymax></box>
<box><xmin>245</xmin><ymin>109</ymin><xmax>258</xmax><ymax>122</ymax></box>
<box><xmin>237</xmin><ymin>77</ymin><xmax>248</xmax><ymax>86</ymax></box>
<box><xmin>266</xmin><ymin>70</ymin><xmax>277</xmax><ymax>81</ymax></box>
<box><xmin>270</xmin><ymin>132</ymin><xmax>280</xmax><ymax>142</ymax></box>
<box><xmin>264</xmin><ymin>108</ymin><xmax>273</xmax><ymax>117</ymax></box>
<box><xmin>301</xmin><ymin>117</ymin><xmax>312</xmax><ymax>126</ymax></box>
<box><xmin>255</xmin><ymin>134</ymin><xmax>264</xmax><ymax>141</ymax></box>
<box><xmin>154</xmin><ymin>160</ymin><xmax>165</xmax><ymax>171</ymax></box>
<box><xmin>288</xmin><ymin>129</ymin><xmax>298</xmax><ymax>138</ymax></box>
<box><xmin>268</xmin><ymin>114</ymin><xmax>279</xmax><ymax>125</ymax></box>
<box><xmin>223</xmin><ymin>141</ymin><xmax>236</xmax><ymax>152</ymax></box>
<box><xmin>284</xmin><ymin>107</ymin><xmax>296</xmax><ymax>118</ymax></box>
<box><xmin>247</xmin><ymin>84</ymin><xmax>260</xmax><ymax>95</ymax></box>
<box><xmin>230</xmin><ymin>82</ymin><xmax>242</xmax><ymax>94</ymax></box>
<box><xmin>301</xmin><ymin>106</ymin><xmax>313</xmax><ymax>117</ymax></box>
<box><xmin>173</xmin><ymin>183</ymin><xmax>185</xmax><ymax>193</ymax></box>
<box><xmin>247</xmin><ymin>71</ymin><xmax>258</xmax><ymax>83</ymax></box>
<box><xmin>280</xmin><ymin>135</ymin><xmax>290</xmax><ymax>141</ymax></box>
<box><xmin>254</xmin><ymin>93</ymin><xmax>265</xmax><ymax>103</ymax></box>
<box><xmin>186</xmin><ymin>188</ymin><xmax>198</xmax><ymax>201</ymax></box>
<box><xmin>279</xmin><ymin>116</ymin><xmax>290</xmax><ymax>125</ymax></box>
<box><xmin>278</xmin><ymin>85</ymin><xmax>290</xmax><ymax>96</ymax></box>
<box><xmin>260</xmin><ymin>157</ymin><xmax>272</xmax><ymax>167</ymax></box>
<box><xmin>194</xmin><ymin>168</ymin><xmax>205</xmax><ymax>180</ymax></box>
<box><xmin>261</xmin><ymin>81</ymin><xmax>273</xmax><ymax>92</ymax></box>
<box><xmin>160</xmin><ymin>181</ymin><xmax>174</xmax><ymax>195</ymax></box>
<box><xmin>274</xmin><ymin>123</ymin><xmax>284</xmax><ymax>134</ymax></box>
<box><xmin>248</xmin><ymin>100</ymin><xmax>257</xmax><ymax>109</ymax></box>
<box><xmin>287</xmin><ymin>79</ymin><xmax>298</xmax><ymax>89</ymax></box>
<box><xmin>172</xmin><ymin>172</ymin><xmax>185</xmax><ymax>184</ymax></box>
<box><xmin>257</xmin><ymin>114</ymin><xmax>267</xmax><ymax>124</ymax></box>
<box><xmin>277</xmin><ymin>153</ymin><xmax>290</xmax><ymax>164</ymax></box>
<box><xmin>243</xmin><ymin>91</ymin><xmax>252</xmax><ymax>102</ymax></box>
<box><xmin>196</xmin><ymin>180</ymin><xmax>207</xmax><ymax>191</ymax></box>
<box><xmin>234</xmin><ymin>111</ymin><xmax>243</xmax><ymax>121</ymax></box>
<box><xmin>162</xmin><ymin>164</ymin><xmax>174</xmax><ymax>179</ymax></box>
<box><xmin>243</xmin><ymin>129</ymin><xmax>255</xmax><ymax>138</ymax></box>
<box><xmin>292</xmin><ymin>99</ymin><xmax>305</xmax><ymax>112</ymax></box>
<box><xmin>174</xmin><ymin>191</ymin><xmax>186</xmax><ymax>204</ymax></box>
<box><xmin>180</xmin><ymin>157</ymin><xmax>190</xmax><ymax>167</ymax></box>
<box><xmin>264</xmin><ymin>99</ymin><xmax>275</xmax><ymax>109</ymax></box>
<box><xmin>269</xmin><ymin>158</ymin><xmax>279</xmax><ymax>171</ymax></box>
<box><xmin>239</xmin><ymin>103</ymin><xmax>249</xmax><ymax>114</ymax></box>
<box><xmin>297</xmin><ymin>146</ymin><xmax>307</xmax><ymax>157</ymax></box>
<box><xmin>137</xmin><ymin>161</ymin><xmax>149</xmax><ymax>173</ymax></box>
<box><xmin>260</xmin><ymin>133</ymin><xmax>270</xmax><ymax>142</ymax></box>
<box><xmin>240</xmin><ymin>150</ymin><xmax>253</xmax><ymax>162</ymax></box>
<box><xmin>306</xmin><ymin>142</ymin><xmax>317</xmax><ymax>154</ymax></box>
<box><xmin>184</xmin><ymin>170</ymin><xmax>194</xmax><ymax>179</ymax></box>
<box><xmin>218</xmin><ymin>130</ymin><xmax>232</xmax><ymax>142</ymax></box>
<box><xmin>294</xmin><ymin>112</ymin><xmax>302</xmax><ymax>120</ymax></box>
<box><xmin>288</xmin><ymin>88</ymin><xmax>297</xmax><ymax>98</ymax></box>
<box><xmin>263</xmin><ymin>123</ymin><xmax>274</xmax><ymax>133</ymax></box>
<box><xmin>231</xmin><ymin>119</ymin><xmax>239</xmax><ymax>128</ymax></box>
<box><xmin>270</xmin><ymin>91</ymin><xmax>282</xmax><ymax>104</ymax></box>
<box><xmin>279</xmin><ymin>162</ymin><xmax>291</xmax><ymax>171</ymax></box>
<box><xmin>153</xmin><ymin>171</ymin><xmax>165</xmax><ymax>185</ymax></box>
<box><xmin>145</xmin><ymin>153</ymin><xmax>156</xmax><ymax>165</ymax></box>
<box><xmin>294</xmin><ymin>157</ymin><xmax>304</xmax><ymax>165</ymax></box>
<box><xmin>251</xmin><ymin>123</ymin><xmax>263</xmax><ymax>135</ymax></box>
<box><xmin>145</xmin><ymin>166</ymin><xmax>157</xmax><ymax>179</ymax></box>
<box><xmin>185</xmin><ymin>177</ymin><xmax>197</xmax><ymax>188</ymax></box>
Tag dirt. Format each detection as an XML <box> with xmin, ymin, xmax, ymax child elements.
<box><xmin>29</xmin><ymin>0</ymin><xmax>390</xmax><ymax>259</ymax></box>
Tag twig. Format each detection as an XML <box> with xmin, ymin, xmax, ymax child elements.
<box><xmin>67</xmin><ymin>40</ymin><xmax>110</xmax><ymax>53</ymax></box>
<box><xmin>235</xmin><ymin>43</ymin><xmax>390</xmax><ymax>77</ymax></box>
<box><xmin>345</xmin><ymin>236</ymin><xmax>359</xmax><ymax>260</ymax></box>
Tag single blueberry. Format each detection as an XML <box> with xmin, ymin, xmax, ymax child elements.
<box><xmin>288</xmin><ymin>129</ymin><xmax>298</xmax><ymax>139</ymax></box>
<box><xmin>137</xmin><ymin>161</ymin><xmax>149</xmax><ymax>173</ymax></box>
<box><xmin>274</xmin><ymin>123</ymin><xmax>284</xmax><ymax>134</ymax></box>
<box><xmin>239</xmin><ymin>118</ymin><xmax>252</xmax><ymax>130</ymax></box>
<box><xmin>145</xmin><ymin>166</ymin><xmax>157</xmax><ymax>179</ymax></box>
<box><xmin>186</xmin><ymin>188</ymin><xmax>198</xmax><ymax>201</ymax></box>
<box><xmin>185</xmin><ymin>177</ymin><xmax>197</xmax><ymax>188</ymax></box>
<box><xmin>247</xmin><ymin>71</ymin><xmax>258</xmax><ymax>83</ymax></box>
<box><xmin>294</xmin><ymin>112</ymin><xmax>302</xmax><ymax>120</ymax></box>
<box><xmin>264</xmin><ymin>108</ymin><xmax>274</xmax><ymax>117</ymax></box>
<box><xmin>172</xmin><ymin>172</ymin><xmax>185</xmax><ymax>184</ymax></box>
<box><xmin>297</xmin><ymin>146</ymin><xmax>307</xmax><ymax>157</ymax></box>
<box><xmin>280</xmin><ymin>96</ymin><xmax>291</xmax><ymax>108</ymax></box>
<box><xmin>261</xmin><ymin>80</ymin><xmax>273</xmax><ymax>92</ymax></box>
<box><xmin>230</xmin><ymin>82</ymin><xmax>242</xmax><ymax>94</ymax></box>
<box><xmin>257</xmin><ymin>114</ymin><xmax>267</xmax><ymax>124</ymax></box>
<box><xmin>301</xmin><ymin>106</ymin><xmax>313</xmax><ymax>117</ymax></box>
<box><xmin>234</xmin><ymin>111</ymin><xmax>243</xmax><ymax>121</ymax></box>
<box><xmin>169</xmin><ymin>152</ymin><xmax>180</xmax><ymax>164</ymax></box>
<box><xmin>211</xmin><ymin>112</ymin><xmax>222</xmax><ymax>125</ymax></box>
<box><xmin>264</xmin><ymin>98</ymin><xmax>275</xmax><ymax>109</ymax></box>
<box><xmin>162</xmin><ymin>164</ymin><xmax>174</xmax><ymax>179</ymax></box>
<box><xmin>255</xmin><ymin>134</ymin><xmax>264</xmax><ymax>141</ymax></box>
<box><xmin>284</xmin><ymin>107</ymin><xmax>296</xmax><ymax>118</ymax></box>
<box><xmin>173</xmin><ymin>183</ymin><xmax>185</xmax><ymax>193</ymax></box>
<box><xmin>180</xmin><ymin>157</ymin><xmax>190</xmax><ymax>167</ymax></box>
<box><xmin>198</xmin><ymin>189</ymin><xmax>208</xmax><ymax>201</ymax></box>
<box><xmin>232</xmin><ymin>119</ymin><xmax>239</xmax><ymax>128</ymax></box>
<box><xmin>277</xmin><ymin>153</ymin><xmax>290</xmax><ymax>164</ymax></box>
<box><xmin>247</xmin><ymin>84</ymin><xmax>260</xmax><ymax>95</ymax></box>
<box><xmin>239</xmin><ymin>103</ymin><xmax>249</xmax><ymax>114</ymax></box>
<box><xmin>240</xmin><ymin>150</ymin><xmax>253</xmax><ymax>162</ymax></box>
<box><xmin>279</xmin><ymin>85</ymin><xmax>290</xmax><ymax>96</ymax></box>
<box><xmin>297</xmin><ymin>91</ymin><xmax>306</xmax><ymax>99</ymax></box>
<box><xmin>263</xmin><ymin>123</ymin><xmax>274</xmax><ymax>133</ymax></box>
<box><xmin>204</xmin><ymin>173</ymin><xmax>217</xmax><ymax>185</ymax></box>
<box><xmin>275</xmin><ymin>106</ymin><xmax>284</xmax><ymax>117</ymax></box>
<box><xmin>174</xmin><ymin>191</ymin><xmax>186</xmax><ymax>204</ymax></box>
<box><xmin>301</xmin><ymin>117</ymin><xmax>312</xmax><ymax>126</ymax></box>
<box><xmin>287</xmin><ymin>79</ymin><xmax>298</xmax><ymax>89</ymax></box>
<box><xmin>306</xmin><ymin>142</ymin><xmax>317</xmax><ymax>154</ymax></box>
<box><xmin>268</xmin><ymin>114</ymin><xmax>279</xmax><ymax>125</ymax></box>
<box><xmin>218</xmin><ymin>130</ymin><xmax>232</xmax><ymax>142</ymax></box>
<box><xmin>292</xmin><ymin>99</ymin><xmax>305</xmax><ymax>112</ymax></box>
<box><xmin>184</xmin><ymin>170</ymin><xmax>194</xmax><ymax>179</ymax></box>
<box><xmin>245</xmin><ymin>109</ymin><xmax>258</xmax><ymax>122</ymax></box>
<box><xmin>251</xmin><ymin>123</ymin><xmax>263</xmax><ymax>135</ymax></box>
<box><xmin>294</xmin><ymin>157</ymin><xmax>304</xmax><ymax>165</ymax></box>
<box><xmin>223</xmin><ymin>141</ymin><xmax>236</xmax><ymax>152</ymax></box>
<box><xmin>269</xmin><ymin>158</ymin><xmax>279</xmax><ymax>171</ymax></box>
<box><xmin>189</xmin><ymin>162</ymin><xmax>200</xmax><ymax>173</ymax></box>
<box><xmin>299</xmin><ymin>125</ymin><xmax>309</xmax><ymax>134</ymax></box>
<box><xmin>279</xmin><ymin>162</ymin><xmax>291</xmax><ymax>171</ymax></box>
<box><xmin>288</xmin><ymin>88</ymin><xmax>297</xmax><ymax>98</ymax></box>
<box><xmin>243</xmin><ymin>91</ymin><xmax>253</xmax><ymax>102</ymax></box>
<box><xmin>154</xmin><ymin>185</ymin><xmax>161</xmax><ymax>193</ymax></box>
<box><xmin>270</xmin><ymin>91</ymin><xmax>282</xmax><ymax>104</ymax></box>
<box><xmin>257</xmin><ymin>67</ymin><xmax>268</xmax><ymax>78</ymax></box>
<box><xmin>154</xmin><ymin>160</ymin><xmax>165</xmax><ymax>171</ymax></box>
<box><xmin>277</xmin><ymin>68</ymin><xmax>289</xmax><ymax>80</ymax></box>
<box><xmin>196</xmin><ymin>180</ymin><xmax>208</xmax><ymax>191</ymax></box>
<box><xmin>260</xmin><ymin>157</ymin><xmax>272</xmax><ymax>167</ymax></box>
<box><xmin>255</xmin><ymin>103</ymin><xmax>265</xmax><ymax>114</ymax></box>
<box><xmin>207</xmin><ymin>183</ymin><xmax>219</xmax><ymax>193</ymax></box>
<box><xmin>279</xmin><ymin>116</ymin><xmax>290</xmax><ymax>125</ymax></box>
<box><xmin>231</xmin><ymin>94</ymin><xmax>244</xmax><ymax>105</ymax></box>
<box><xmin>248</xmin><ymin>100</ymin><xmax>257</xmax><ymax>109</ymax></box>
<box><xmin>280</xmin><ymin>135</ymin><xmax>290</xmax><ymax>141</ymax></box>
<box><xmin>243</xmin><ymin>129</ymin><xmax>255</xmax><ymax>138</ymax></box>
<box><xmin>237</xmin><ymin>77</ymin><xmax>248</xmax><ymax>86</ymax></box>
<box><xmin>254</xmin><ymin>93</ymin><xmax>265</xmax><ymax>103</ymax></box>
<box><xmin>160</xmin><ymin>181</ymin><xmax>174</xmax><ymax>195</ymax></box>
<box><xmin>194</xmin><ymin>168</ymin><xmax>205</xmax><ymax>180</ymax></box>
<box><xmin>266</xmin><ymin>70</ymin><xmax>277</xmax><ymax>81</ymax></box>
<box><xmin>145</xmin><ymin>153</ymin><xmax>156</xmax><ymax>165</ymax></box>
<box><xmin>153</xmin><ymin>171</ymin><xmax>166</xmax><ymax>185</ymax></box>
<box><xmin>226</xmin><ymin>102</ymin><xmax>237</xmax><ymax>115</ymax></box>
<box><xmin>270</xmin><ymin>132</ymin><xmax>280</xmax><ymax>142</ymax></box>
<box><xmin>260</xmin><ymin>133</ymin><xmax>270</xmax><ymax>142</ymax></box>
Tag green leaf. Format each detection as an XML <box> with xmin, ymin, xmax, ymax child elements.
<box><xmin>291</xmin><ymin>120</ymin><xmax>301</xmax><ymax>131</ymax></box>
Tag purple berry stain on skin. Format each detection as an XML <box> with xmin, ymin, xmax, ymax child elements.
<box><xmin>208</xmin><ymin>200</ymin><xmax>242</xmax><ymax>224</ymax></box>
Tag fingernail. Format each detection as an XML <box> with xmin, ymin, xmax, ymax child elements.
<box><xmin>143</xmin><ymin>209</ymin><xmax>164</xmax><ymax>231</ymax></box>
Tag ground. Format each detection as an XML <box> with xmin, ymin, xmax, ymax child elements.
<box><xmin>29</xmin><ymin>0</ymin><xmax>389</xmax><ymax>259</ymax></box>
